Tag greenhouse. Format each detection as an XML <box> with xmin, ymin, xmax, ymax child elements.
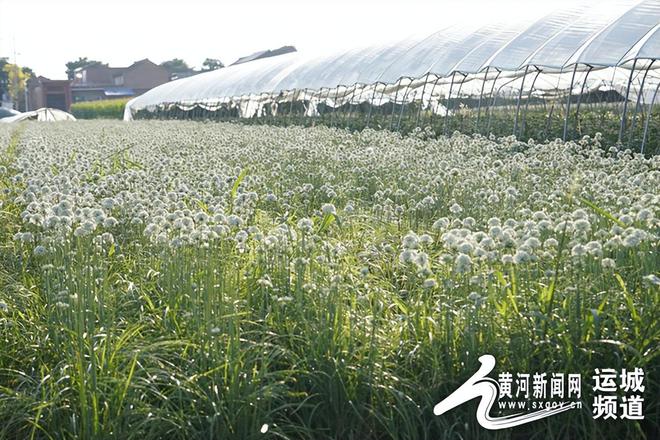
<box><xmin>125</xmin><ymin>0</ymin><xmax>660</xmax><ymax>152</ymax></box>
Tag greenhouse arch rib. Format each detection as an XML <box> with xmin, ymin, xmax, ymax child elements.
<box><xmin>122</xmin><ymin>0</ymin><xmax>660</xmax><ymax>153</ymax></box>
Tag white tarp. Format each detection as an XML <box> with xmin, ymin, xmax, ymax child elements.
<box><xmin>1</xmin><ymin>108</ymin><xmax>76</xmax><ymax>123</ymax></box>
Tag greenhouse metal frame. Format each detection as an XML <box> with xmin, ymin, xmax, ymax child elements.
<box><xmin>125</xmin><ymin>0</ymin><xmax>660</xmax><ymax>152</ymax></box>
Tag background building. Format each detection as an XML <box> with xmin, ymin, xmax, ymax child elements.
<box><xmin>27</xmin><ymin>76</ymin><xmax>72</xmax><ymax>111</ymax></box>
<box><xmin>71</xmin><ymin>59</ymin><xmax>170</xmax><ymax>102</ymax></box>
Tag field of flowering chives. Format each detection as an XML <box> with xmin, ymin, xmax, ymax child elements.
<box><xmin>0</xmin><ymin>121</ymin><xmax>658</xmax><ymax>439</ymax></box>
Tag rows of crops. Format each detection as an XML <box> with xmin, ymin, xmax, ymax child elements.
<box><xmin>134</xmin><ymin>104</ymin><xmax>660</xmax><ymax>156</ymax></box>
<box><xmin>0</xmin><ymin>121</ymin><xmax>658</xmax><ymax>439</ymax></box>
<box><xmin>70</xmin><ymin>99</ymin><xmax>131</xmax><ymax>120</ymax></box>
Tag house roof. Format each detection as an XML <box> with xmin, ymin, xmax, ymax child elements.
<box><xmin>75</xmin><ymin>59</ymin><xmax>158</xmax><ymax>74</ymax></box>
<box><xmin>30</xmin><ymin>76</ymin><xmax>71</xmax><ymax>85</ymax></box>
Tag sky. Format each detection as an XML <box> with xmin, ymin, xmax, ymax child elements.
<box><xmin>0</xmin><ymin>0</ymin><xmax>581</xmax><ymax>79</ymax></box>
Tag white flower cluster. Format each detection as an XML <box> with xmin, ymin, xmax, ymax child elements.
<box><xmin>0</xmin><ymin>121</ymin><xmax>657</xmax><ymax>298</ymax></box>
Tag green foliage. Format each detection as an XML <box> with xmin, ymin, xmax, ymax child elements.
<box><xmin>0</xmin><ymin>57</ymin><xmax>7</xmax><ymax>95</ymax></box>
<box><xmin>202</xmin><ymin>58</ymin><xmax>224</xmax><ymax>71</ymax></box>
<box><xmin>2</xmin><ymin>62</ymin><xmax>30</xmax><ymax>111</ymax></box>
<box><xmin>70</xmin><ymin>98</ymin><xmax>131</xmax><ymax>120</ymax></box>
<box><xmin>135</xmin><ymin>101</ymin><xmax>660</xmax><ymax>155</ymax></box>
<box><xmin>160</xmin><ymin>58</ymin><xmax>191</xmax><ymax>74</ymax></box>
<box><xmin>0</xmin><ymin>121</ymin><xmax>657</xmax><ymax>440</ymax></box>
<box><xmin>65</xmin><ymin>57</ymin><xmax>102</xmax><ymax>80</ymax></box>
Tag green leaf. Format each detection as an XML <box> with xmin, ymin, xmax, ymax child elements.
<box><xmin>231</xmin><ymin>168</ymin><xmax>249</xmax><ymax>199</ymax></box>
<box><xmin>115</xmin><ymin>352</ymin><xmax>138</xmax><ymax>418</ymax></box>
<box><xmin>579</xmin><ymin>197</ymin><xmax>625</xmax><ymax>227</ymax></box>
<box><xmin>317</xmin><ymin>213</ymin><xmax>335</xmax><ymax>234</ymax></box>
<box><xmin>614</xmin><ymin>273</ymin><xmax>640</xmax><ymax>325</ymax></box>
<box><xmin>196</xmin><ymin>199</ymin><xmax>210</xmax><ymax>214</ymax></box>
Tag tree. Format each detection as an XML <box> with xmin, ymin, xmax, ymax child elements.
<box><xmin>202</xmin><ymin>58</ymin><xmax>224</xmax><ymax>71</ymax></box>
<box><xmin>65</xmin><ymin>57</ymin><xmax>101</xmax><ymax>80</ymax></box>
<box><xmin>160</xmin><ymin>58</ymin><xmax>191</xmax><ymax>74</ymax></box>
<box><xmin>2</xmin><ymin>62</ymin><xmax>28</xmax><ymax>110</ymax></box>
<box><xmin>0</xmin><ymin>57</ymin><xmax>8</xmax><ymax>100</ymax></box>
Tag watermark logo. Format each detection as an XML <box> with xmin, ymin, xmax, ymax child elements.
<box><xmin>592</xmin><ymin>367</ymin><xmax>645</xmax><ymax>420</ymax></box>
<box><xmin>434</xmin><ymin>355</ymin><xmax>578</xmax><ymax>430</ymax></box>
<box><xmin>434</xmin><ymin>355</ymin><xmax>645</xmax><ymax>430</ymax></box>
